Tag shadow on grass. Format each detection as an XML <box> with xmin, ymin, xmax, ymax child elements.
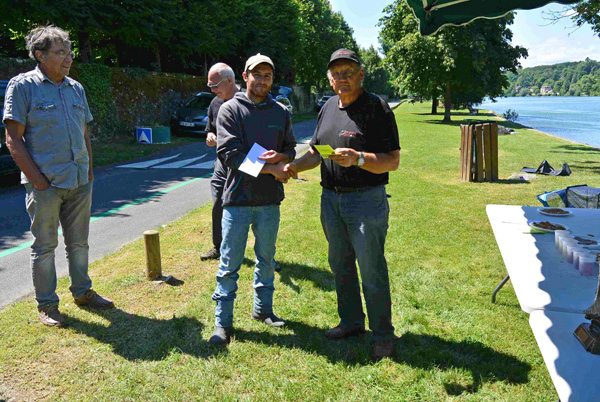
<box><xmin>394</xmin><ymin>332</ymin><xmax>530</xmax><ymax>395</ymax></box>
<box><xmin>493</xmin><ymin>179</ymin><xmax>532</xmax><ymax>185</ymax></box>
<box><xmin>277</xmin><ymin>261</ymin><xmax>335</xmax><ymax>293</ymax></box>
<box><xmin>64</xmin><ymin>308</ymin><xmax>226</xmax><ymax>361</ymax></box>
<box><xmin>551</xmin><ymin>144</ymin><xmax>600</xmax><ymax>154</ymax></box>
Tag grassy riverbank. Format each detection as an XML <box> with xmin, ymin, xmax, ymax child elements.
<box><xmin>1</xmin><ymin>102</ymin><xmax>599</xmax><ymax>401</ymax></box>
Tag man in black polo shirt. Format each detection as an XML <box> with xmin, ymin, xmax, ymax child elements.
<box><xmin>285</xmin><ymin>48</ymin><xmax>400</xmax><ymax>360</ymax></box>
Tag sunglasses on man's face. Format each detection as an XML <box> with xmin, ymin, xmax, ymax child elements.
<box><xmin>208</xmin><ymin>77</ymin><xmax>227</xmax><ymax>89</ymax></box>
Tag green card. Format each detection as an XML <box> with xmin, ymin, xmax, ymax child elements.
<box><xmin>314</xmin><ymin>145</ymin><xmax>339</xmax><ymax>157</ymax></box>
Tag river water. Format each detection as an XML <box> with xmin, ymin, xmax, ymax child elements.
<box><xmin>479</xmin><ymin>97</ymin><xmax>600</xmax><ymax>148</ymax></box>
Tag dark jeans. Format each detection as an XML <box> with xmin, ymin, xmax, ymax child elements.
<box><xmin>320</xmin><ymin>185</ymin><xmax>395</xmax><ymax>341</ymax></box>
<box><xmin>210</xmin><ymin>159</ymin><xmax>226</xmax><ymax>249</ymax></box>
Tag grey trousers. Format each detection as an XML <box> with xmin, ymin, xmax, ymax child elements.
<box><xmin>25</xmin><ymin>181</ymin><xmax>93</xmax><ymax>309</ymax></box>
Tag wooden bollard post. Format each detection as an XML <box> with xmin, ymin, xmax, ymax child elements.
<box><xmin>143</xmin><ymin>230</ymin><xmax>162</xmax><ymax>280</ymax></box>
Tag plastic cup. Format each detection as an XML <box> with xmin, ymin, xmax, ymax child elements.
<box><xmin>572</xmin><ymin>248</ymin><xmax>587</xmax><ymax>269</ymax></box>
<box><xmin>579</xmin><ymin>254</ymin><xmax>596</xmax><ymax>276</ymax></box>
<box><xmin>566</xmin><ymin>242</ymin><xmax>581</xmax><ymax>264</ymax></box>
<box><xmin>555</xmin><ymin>230</ymin><xmax>570</xmax><ymax>249</ymax></box>
<box><xmin>561</xmin><ymin>238</ymin><xmax>577</xmax><ymax>258</ymax></box>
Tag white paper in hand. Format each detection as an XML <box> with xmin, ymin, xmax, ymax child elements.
<box><xmin>239</xmin><ymin>143</ymin><xmax>268</xmax><ymax>177</ymax></box>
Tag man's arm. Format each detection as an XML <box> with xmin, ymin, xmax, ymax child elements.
<box><xmin>328</xmin><ymin>148</ymin><xmax>399</xmax><ymax>174</ymax></box>
<box><xmin>284</xmin><ymin>147</ymin><xmax>321</xmax><ymax>178</ymax></box>
<box><xmin>216</xmin><ymin>105</ymin><xmax>247</xmax><ymax>170</ymax></box>
<box><xmin>84</xmin><ymin>124</ymin><xmax>94</xmax><ymax>182</ymax></box>
<box><xmin>5</xmin><ymin>120</ymin><xmax>50</xmax><ymax>190</ymax></box>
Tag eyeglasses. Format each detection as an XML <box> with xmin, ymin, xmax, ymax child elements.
<box><xmin>330</xmin><ymin>69</ymin><xmax>359</xmax><ymax>81</ymax></box>
<box><xmin>49</xmin><ymin>49</ymin><xmax>75</xmax><ymax>59</ymax></box>
<box><xmin>208</xmin><ymin>77</ymin><xmax>227</xmax><ymax>89</ymax></box>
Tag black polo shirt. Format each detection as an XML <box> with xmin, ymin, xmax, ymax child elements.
<box><xmin>309</xmin><ymin>90</ymin><xmax>400</xmax><ymax>189</ymax></box>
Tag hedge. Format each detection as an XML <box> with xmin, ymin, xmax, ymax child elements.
<box><xmin>1</xmin><ymin>57</ymin><xmax>208</xmax><ymax>139</ymax></box>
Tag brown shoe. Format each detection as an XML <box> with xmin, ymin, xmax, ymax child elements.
<box><xmin>324</xmin><ymin>325</ymin><xmax>366</xmax><ymax>340</ymax></box>
<box><xmin>371</xmin><ymin>339</ymin><xmax>395</xmax><ymax>361</ymax></box>
<box><xmin>74</xmin><ymin>289</ymin><xmax>114</xmax><ymax>310</ymax></box>
<box><xmin>200</xmin><ymin>247</ymin><xmax>220</xmax><ymax>261</ymax></box>
<box><xmin>39</xmin><ymin>305</ymin><xmax>66</xmax><ymax>327</ymax></box>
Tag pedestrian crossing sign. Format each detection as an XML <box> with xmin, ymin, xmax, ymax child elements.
<box><xmin>136</xmin><ymin>127</ymin><xmax>152</xmax><ymax>144</ymax></box>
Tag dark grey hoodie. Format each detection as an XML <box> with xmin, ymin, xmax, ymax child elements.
<box><xmin>216</xmin><ymin>92</ymin><xmax>296</xmax><ymax>207</ymax></box>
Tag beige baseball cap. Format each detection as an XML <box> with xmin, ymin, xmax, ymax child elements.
<box><xmin>245</xmin><ymin>53</ymin><xmax>275</xmax><ymax>72</ymax></box>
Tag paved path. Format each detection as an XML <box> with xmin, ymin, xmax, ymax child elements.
<box><xmin>0</xmin><ymin>119</ymin><xmax>316</xmax><ymax>308</ymax></box>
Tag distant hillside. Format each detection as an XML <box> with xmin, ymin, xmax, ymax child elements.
<box><xmin>504</xmin><ymin>58</ymin><xmax>600</xmax><ymax>96</ymax></box>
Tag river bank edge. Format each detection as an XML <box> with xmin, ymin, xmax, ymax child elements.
<box><xmin>483</xmin><ymin>109</ymin><xmax>600</xmax><ymax>150</ymax></box>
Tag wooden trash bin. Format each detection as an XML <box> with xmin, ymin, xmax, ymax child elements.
<box><xmin>460</xmin><ymin>121</ymin><xmax>498</xmax><ymax>182</ymax></box>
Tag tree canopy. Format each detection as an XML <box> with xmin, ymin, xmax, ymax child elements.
<box><xmin>0</xmin><ymin>0</ymin><xmax>357</xmax><ymax>87</ymax></box>
<box><xmin>379</xmin><ymin>0</ymin><xmax>527</xmax><ymax>121</ymax></box>
<box><xmin>504</xmin><ymin>58</ymin><xmax>600</xmax><ymax>96</ymax></box>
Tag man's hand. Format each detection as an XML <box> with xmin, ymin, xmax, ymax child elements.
<box><xmin>34</xmin><ymin>180</ymin><xmax>51</xmax><ymax>191</ymax></box>
<box><xmin>328</xmin><ymin>148</ymin><xmax>359</xmax><ymax>167</ymax></box>
<box><xmin>206</xmin><ymin>132</ymin><xmax>217</xmax><ymax>147</ymax></box>
<box><xmin>262</xmin><ymin>162</ymin><xmax>291</xmax><ymax>183</ymax></box>
<box><xmin>258</xmin><ymin>150</ymin><xmax>287</xmax><ymax>164</ymax></box>
<box><xmin>283</xmin><ymin>163</ymin><xmax>299</xmax><ymax>179</ymax></box>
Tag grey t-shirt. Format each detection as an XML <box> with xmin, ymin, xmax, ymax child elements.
<box><xmin>3</xmin><ymin>66</ymin><xmax>93</xmax><ymax>189</ymax></box>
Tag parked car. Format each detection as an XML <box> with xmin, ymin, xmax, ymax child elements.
<box><xmin>315</xmin><ymin>95</ymin><xmax>333</xmax><ymax>112</ymax></box>
<box><xmin>275</xmin><ymin>96</ymin><xmax>293</xmax><ymax>114</ymax></box>
<box><xmin>170</xmin><ymin>92</ymin><xmax>216</xmax><ymax>137</ymax></box>
<box><xmin>0</xmin><ymin>79</ymin><xmax>20</xmax><ymax>181</ymax></box>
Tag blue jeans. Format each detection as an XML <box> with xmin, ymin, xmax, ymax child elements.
<box><xmin>320</xmin><ymin>186</ymin><xmax>395</xmax><ymax>341</ymax></box>
<box><xmin>24</xmin><ymin>181</ymin><xmax>93</xmax><ymax>309</ymax></box>
<box><xmin>212</xmin><ymin>205</ymin><xmax>280</xmax><ymax>328</ymax></box>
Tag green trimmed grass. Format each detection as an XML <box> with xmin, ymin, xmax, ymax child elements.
<box><xmin>2</xmin><ymin>102</ymin><xmax>600</xmax><ymax>401</ymax></box>
<box><xmin>91</xmin><ymin>135</ymin><xmax>200</xmax><ymax>168</ymax></box>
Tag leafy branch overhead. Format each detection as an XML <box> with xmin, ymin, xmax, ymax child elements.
<box><xmin>378</xmin><ymin>0</ymin><xmax>527</xmax><ymax>122</ymax></box>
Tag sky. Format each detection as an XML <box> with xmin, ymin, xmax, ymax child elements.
<box><xmin>329</xmin><ymin>0</ymin><xmax>600</xmax><ymax>68</ymax></box>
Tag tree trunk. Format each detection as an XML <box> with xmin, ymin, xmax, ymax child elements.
<box><xmin>113</xmin><ymin>39</ymin><xmax>126</xmax><ymax>67</ymax></box>
<box><xmin>77</xmin><ymin>30</ymin><xmax>92</xmax><ymax>63</ymax></box>
<box><xmin>443</xmin><ymin>83</ymin><xmax>452</xmax><ymax>123</ymax></box>
<box><xmin>431</xmin><ymin>97</ymin><xmax>438</xmax><ymax>114</ymax></box>
<box><xmin>153</xmin><ymin>46</ymin><xmax>162</xmax><ymax>72</ymax></box>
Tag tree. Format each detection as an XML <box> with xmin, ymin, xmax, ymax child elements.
<box><xmin>379</xmin><ymin>0</ymin><xmax>527</xmax><ymax>122</ymax></box>
<box><xmin>570</xmin><ymin>0</ymin><xmax>600</xmax><ymax>35</ymax></box>
<box><xmin>359</xmin><ymin>46</ymin><xmax>394</xmax><ymax>96</ymax></box>
<box><xmin>293</xmin><ymin>0</ymin><xmax>358</xmax><ymax>89</ymax></box>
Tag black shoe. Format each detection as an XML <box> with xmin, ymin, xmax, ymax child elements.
<box><xmin>209</xmin><ymin>326</ymin><xmax>232</xmax><ymax>345</ymax></box>
<box><xmin>251</xmin><ymin>311</ymin><xmax>285</xmax><ymax>327</ymax></box>
<box><xmin>273</xmin><ymin>260</ymin><xmax>281</xmax><ymax>273</ymax></box>
<box><xmin>201</xmin><ymin>247</ymin><xmax>220</xmax><ymax>261</ymax></box>
<box><xmin>74</xmin><ymin>289</ymin><xmax>114</xmax><ymax>310</ymax></box>
<box><xmin>324</xmin><ymin>325</ymin><xmax>366</xmax><ymax>340</ymax></box>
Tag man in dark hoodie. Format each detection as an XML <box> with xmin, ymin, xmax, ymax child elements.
<box><xmin>209</xmin><ymin>54</ymin><xmax>296</xmax><ymax>345</ymax></box>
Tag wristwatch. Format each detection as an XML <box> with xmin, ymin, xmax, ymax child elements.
<box><xmin>357</xmin><ymin>152</ymin><xmax>365</xmax><ymax>166</ymax></box>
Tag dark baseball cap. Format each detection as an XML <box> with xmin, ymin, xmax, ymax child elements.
<box><xmin>327</xmin><ymin>48</ymin><xmax>361</xmax><ymax>69</ymax></box>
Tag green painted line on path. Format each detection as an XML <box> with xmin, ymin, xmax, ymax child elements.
<box><xmin>0</xmin><ymin>176</ymin><xmax>207</xmax><ymax>259</ymax></box>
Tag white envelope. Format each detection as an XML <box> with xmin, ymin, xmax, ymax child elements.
<box><xmin>239</xmin><ymin>143</ymin><xmax>268</xmax><ymax>177</ymax></box>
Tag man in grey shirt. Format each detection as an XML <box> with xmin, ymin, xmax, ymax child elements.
<box><xmin>3</xmin><ymin>25</ymin><xmax>114</xmax><ymax>328</ymax></box>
